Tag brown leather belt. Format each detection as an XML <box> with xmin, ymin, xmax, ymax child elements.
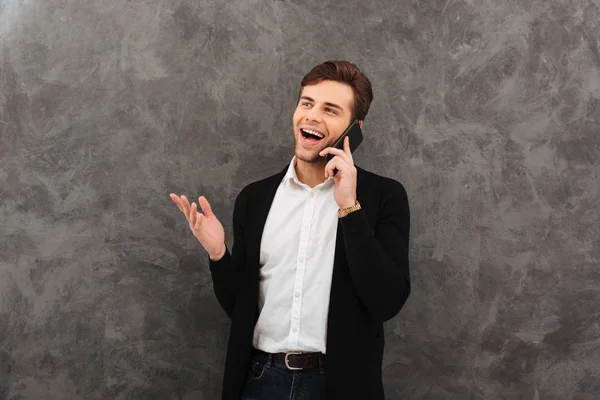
<box><xmin>254</xmin><ymin>349</ymin><xmax>325</xmax><ymax>371</ymax></box>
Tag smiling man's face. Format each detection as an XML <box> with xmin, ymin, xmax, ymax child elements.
<box><xmin>292</xmin><ymin>80</ymin><xmax>355</xmax><ymax>164</ymax></box>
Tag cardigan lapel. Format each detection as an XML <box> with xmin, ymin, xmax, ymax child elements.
<box><xmin>246</xmin><ymin>165</ymin><xmax>289</xmax><ymax>268</ymax></box>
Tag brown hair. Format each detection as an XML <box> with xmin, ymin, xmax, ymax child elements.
<box><xmin>298</xmin><ymin>60</ymin><xmax>374</xmax><ymax>121</ymax></box>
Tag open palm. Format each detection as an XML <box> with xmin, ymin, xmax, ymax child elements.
<box><xmin>170</xmin><ymin>194</ymin><xmax>226</xmax><ymax>260</ymax></box>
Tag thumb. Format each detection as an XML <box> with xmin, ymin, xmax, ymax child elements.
<box><xmin>198</xmin><ymin>196</ymin><xmax>213</xmax><ymax>217</ymax></box>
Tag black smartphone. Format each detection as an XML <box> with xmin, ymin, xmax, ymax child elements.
<box><xmin>324</xmin><ymin>119</ymin><xmax>364</xmax><ymax>163</ymax></box>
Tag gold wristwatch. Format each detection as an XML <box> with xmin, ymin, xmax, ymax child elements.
<box><xmin>338</xmin><ymin>200</ymin><xmax>361</xmax><ymax>218</ymax></box>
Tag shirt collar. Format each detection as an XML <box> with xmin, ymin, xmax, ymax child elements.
<box><xmin>283</xmin><ymin>156</ymin><xmax>334</xmax><ymax>188</ymax></box>
<box><xmin>283</xmin><ymin>156</ymin><xmax>300</xmax><ymax>185</ymax></box>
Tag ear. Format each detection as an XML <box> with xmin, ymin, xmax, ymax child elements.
<box><xmin>358</xmin><ymin>120</ymin><xmax>363</xmax><ymax>129</ymax></box>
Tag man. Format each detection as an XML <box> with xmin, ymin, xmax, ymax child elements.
<box><xmin>170</xmin><ymin>60</ymin><xmax>410</xmax><ymax>399</ymax></box>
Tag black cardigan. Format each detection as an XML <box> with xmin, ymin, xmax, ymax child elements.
<box><xmin>209</xmin><ymin>164</ymin><xmax>411</xmax><ymax>399</ymax></box>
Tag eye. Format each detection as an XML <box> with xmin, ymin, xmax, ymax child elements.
<box><xmin>302</xmin><ymin>102</ymin><xmax>311</xmax><ymax>107</ymax></box>
<box><xmin>325</xmin><ymin>108</ymin><xmax>336</xmax><ymax>114</ymax></box>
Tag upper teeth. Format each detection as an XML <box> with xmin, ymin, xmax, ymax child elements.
<box><xmin>303</xmin><ymin>129</ymin><xmax>323</xmax><ymax>138</ymax></box>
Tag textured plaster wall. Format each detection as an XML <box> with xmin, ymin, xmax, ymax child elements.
<box><xmin>1</xmin><ymin>0</ymin><xmax>599</xmax><ymax>399</ymax></box>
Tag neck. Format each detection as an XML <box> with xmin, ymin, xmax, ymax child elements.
<box><xmin>294</xmin><ymin>157</ymin><xmax>327</xmax><ymax>188</ymax></box>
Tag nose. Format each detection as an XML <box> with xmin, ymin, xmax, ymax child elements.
<box><xmin>305</xmin><ymin>106</ymin><xmax>322</xmax><ymax>122</ymax></box>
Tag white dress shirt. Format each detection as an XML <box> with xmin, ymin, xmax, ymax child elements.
<box><xmin>252</xmin><ymin>156</ymin><xmax>339</xmax><ymax>354</ymax></box>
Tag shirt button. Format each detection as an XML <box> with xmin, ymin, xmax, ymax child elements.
<box><xmin>298</xmin><ymin>256</ymin><xmax>305</xmax><ymax>263</ymax></box>
<box><xmin>292</xmin><ymin>328</ymin><xmax>298</xmax><ymax>333</ymax></box>
<box><xmin>309</xmin><ymin>192</ymin><xmax>315</xmax><ymax>197</ymax></box>
<box><xmin>295</xmin><ymin>292</ymin><xmax>300</xmax><ymax>298</ymax></box>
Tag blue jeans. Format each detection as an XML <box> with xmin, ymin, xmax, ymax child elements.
<box><xmin>240</xmin><ymin>350</ymin><xmax>326</xmax><ymax>400</ymax></box>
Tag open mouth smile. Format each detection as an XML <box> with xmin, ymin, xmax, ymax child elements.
<box><xmin>299</xmin><ymin>128</ymin><xmax>325</xmax><ymax>145</ymax></box>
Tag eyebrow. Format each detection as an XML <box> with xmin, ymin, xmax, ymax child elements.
<box><xmin>300</xmin><ymin>96</ymin><xmax>344</xmax><ymax>112</ymax></box>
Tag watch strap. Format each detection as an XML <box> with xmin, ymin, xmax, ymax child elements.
<box><xmin>338</xmin><ymin>200</ymin><xmax>361</xmax><ymax>218</ymax></box>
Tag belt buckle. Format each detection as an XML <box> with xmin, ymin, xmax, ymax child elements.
<box><xmin>284</xmin><ymin>352</ymin><xmax>303</xmax><ymax>370</ymax></box>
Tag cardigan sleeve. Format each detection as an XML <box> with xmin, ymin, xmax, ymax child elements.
<box><xmin>208</xmin><ymin>188</ymin><xmax>248</xmax><ymax>318</ymax></box>
<box><xmin>340</xmin><ymin>179</ymin><xmax>411</xmax><ymax>322</ymax></box>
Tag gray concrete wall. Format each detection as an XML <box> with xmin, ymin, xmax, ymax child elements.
<box><xmin>1</xmin><ymin>0</ymin><xmax>599</xmax><ymax>399</ymax></box>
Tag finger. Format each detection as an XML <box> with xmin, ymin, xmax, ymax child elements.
<box><xmin>180</xmin><ymin>195</ymin><xmax>191</xmax><ymax>216</ymax></box>
<box><xmin>319</xmin><ymin>147</ymin><xmax>342</xmax><ymax>157</ymax></box>
<box><xmin>320</xmin><ymin>147</ymin><xmax>349</xmax><ymax>163</ymax></box>
<box><xmin>169</xmin><ymin>193</ymin><xmax>185</xmax><ymax>213</ymax></box>
<box><xmin>343</xmin><ymin>136</ymin><xmax>353</xmax><ymax>162</ymax></box>
<box><xmin>198</xmin><ymin>196</ymin><xmax>213</xmax><ymax>218</ymax></box>
<box><xmin>190</xmin><ymin>202</ymin><xmax>198</xmax><ymax>227</ymax></box>
<box><xmin>171</xmin><ymin>194</ymin><xmax>190</xmax><ymax>220</ymax></box>
<box><xmin>325</xmin><ymin>158</ymin><xmax>343</xmax><ymax>178</ymax></box>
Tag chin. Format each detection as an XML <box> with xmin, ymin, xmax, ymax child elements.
<box><xmin>298</xmin><ymin>155</ymin><xmax>322</xmax><ymax>164</ymax></box>
<box><xmin>294</xmin><ymin>147</ymin><xmax>324</xmax><ymax>164</ymax></box>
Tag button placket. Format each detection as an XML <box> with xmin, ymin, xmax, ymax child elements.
<box><xmin>289</xmin><ymin>189</ymin><xmax>318</xmax><ymax>346</ymax></box>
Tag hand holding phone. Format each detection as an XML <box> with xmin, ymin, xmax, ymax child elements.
<box><xmin>324</xmin><ymin>119</ymin><xmax>363</xmax><ymax>162</ymax></box>
<box><xmin>324</xmin><ymin>119</ymin><xmax>364</xmax><ymax>175</ymax></box>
